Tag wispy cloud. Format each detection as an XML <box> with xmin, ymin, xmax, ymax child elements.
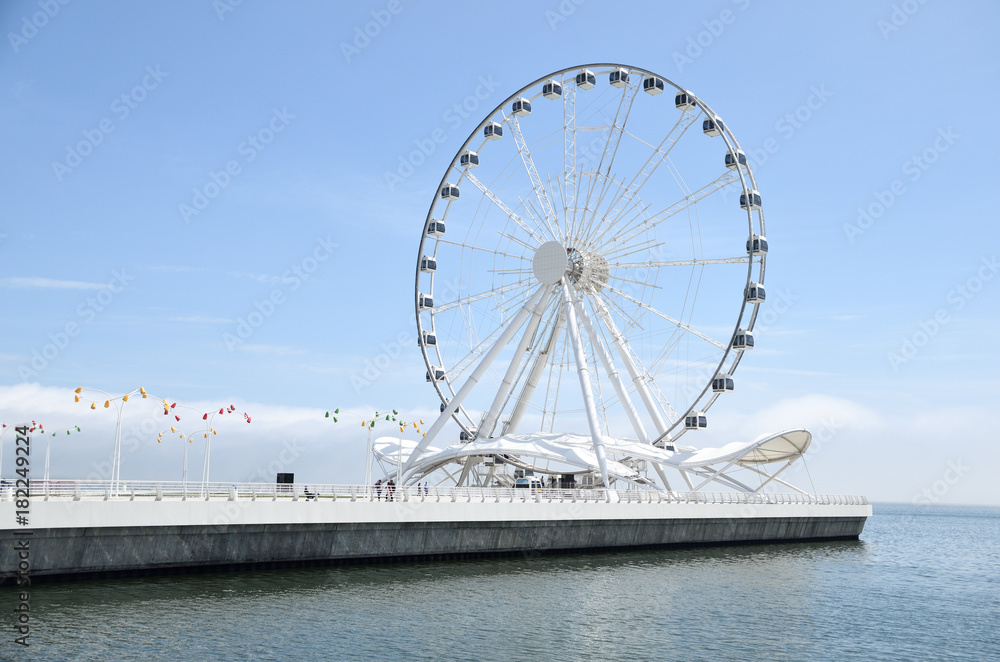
<box><xmin>165</xmin><ymin>315</ymin><xmax>232</xmax><ymax>324</ymax></box>
<box><xmin>0</xmin><ymin>277</ymin><xmax>107</xmax><ymax>290</ymax></box>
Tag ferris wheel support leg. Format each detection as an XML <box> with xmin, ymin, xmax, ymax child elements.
<box><xmin>569</xmin><ymin>289</ymin><xmax>674</xmax><ymax>491</ymax></box>
<box><xmin>505</xmin><ymin>310</ymin><xmax>565</xmax><ymax>436</ymax></box>
<box><xmin>591</xmin><ymin>295</ymin><xmax>670</xmax><ymax>436</ymax></box>
<box><xmin>403</xmin><ymin>284</ymin><xmax>550</xmax><ymax>479</ymax></box>
<box><xmin>479</xmin><ymin>290</ymin><xmax>551</xmax><ymax>439</ymax></box>
<box><xmin>561</xmin><ymin>280</ymin><xmax>611</xmax><ymax>496</ymax></box>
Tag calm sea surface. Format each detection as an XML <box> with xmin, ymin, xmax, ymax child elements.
<box><xmin>2</xmin><ymin>503</ymin><xmax>998</xmax><ymax>661</ymax></box>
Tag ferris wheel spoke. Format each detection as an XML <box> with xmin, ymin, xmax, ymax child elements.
<box><xmin>608</xmin><ymin>285</ymin><xmax>726</xmax><ymax>350</ymax></box>
<box><xmin>603</xmin><ymin>282</ymin><xmax>727</xmax><ymax>350</ymax></box>
<box><xmin>504</xmin><ymin>113</ymin><xmax>560</xmax><ymax>232</ymax></box>
<box><xmin>585</xmin><ymin>110</ymin><xmax>701</xmax><ymax>248</ymax></box>
<box><xmin>432</xmin><ymin>276</ymin><xmax>535</xmax><ymax>314</ymax></box>
<box><xmin>434</xmin><ymin>238</ymin><xmax>531</xmax><ymax>263</ymax></box>
<box><xmin>465</xmin><ymin>172</ymin><xmax>549</xmax><ymax>245</ymax></box>
<box><xmin>609</xmin><ymin>257</ymin><xmax>750</xmax><ymax>269</ymax></box>
<box><xmin>574</xmin><ymin>82</ymin><xmax>640</xmax><ymax>247</ymax></box>
<box><xmin>495</xmin><ymin>230</ymin><xmax>538</xmax><ymax>252</ymax></box>
<box><xmin>595</xmin><ymin>169</ymin><xmax>740</xmax><ymax>255</ymax></box>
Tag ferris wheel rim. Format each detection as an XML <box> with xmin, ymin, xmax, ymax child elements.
<box><xmin>414</xmin><ymin>63</ymin><xmax>767</xmax><ymax>445</ymax></box>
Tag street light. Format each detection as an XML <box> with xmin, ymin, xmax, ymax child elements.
<box><xmin>325</xmin><ymin>408</ymin><xmax>425</xmax><ymax>497</ymax></box>
<box><xmin>75</xmin><ymin>386</ymin><xmax>148</xmax><ymax>495</ymax></box>
<box><xmin>156</xmin><ymin>426</ymin><xmax>199</xmax><ymax>491</ymax></box>
<box><xmin>164</xmin><ymin>402</ymin><xmax>250</xmax><ymax>494</ymax></box>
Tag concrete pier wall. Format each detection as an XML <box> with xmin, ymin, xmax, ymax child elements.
<box><xmin>0</xmin><ymin>498</ymin><xmax>870</xmax><ymax>583</ymax></box>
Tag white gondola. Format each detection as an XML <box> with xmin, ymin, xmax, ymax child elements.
<box><xmin>609</xmin><ymin>68</ymin><xmax>629</xmax><ymax>88</ymax></box>
<box><xmin>712</xmin><ymin>374</ymin><xmax>735</xmax><ymax>393</ymax></box>
<box><xmin>746</xmin><ymin>234</ymin><xmax>768</xmax><ymax>256</ymax></box>
<box><xmin>440</xmin><ymin>183</ymin><xmax>460</xmax><ymax>200</ymax></box>
<box><xmin>576</xmin><ymin>69</ymin><xmax>596</xmax><ymax>89</ymax></box>
<box><xmin>642</xmin><ymin>76</ymin><xmax>665</xmax><ymax>95</ymax></box>
<box><xmin>542</xmin><ymin>79</ymin><xmax>562</xmax><ymax>99</ymax></box>
<box><xmin>426</xmin><ymin>220</ymin><xmax>446</xmax><ymax>236</ymax></box>
<box><xmin>426</xmin><ymin>366</ymin><xmax>445</xmax><ymax>382</ymax></box>
<box><xmin>745</xmin><ymin>282</ymin><xmax>766</xmax><ymax>303</ymax></box>
<box><xmin>740</xmin><ymin>189</ymin><xmax>761</xmax><ymax>210</ymax></box>
<box><xmin>439</xmin><ymin>399</ymin><xmax>459</xmax><ymax>414</ymax></box>
<box><xmin>725</xmin><ymin>150</ymin><xmax>747</xmax><ymax>169</ymax></box>
<box><xmin>732</xmin><ymin>329</ymin><xmax>755</xmax><ymax>350</ymax></box>
<box><xmin>512</xmin><ymin>97</ymin><xmax>531</xmax><ymax>117</ymax></box>
<box><xmin>419</xmin><ymin>331</ymin><xmax>437</xmax><ymax>347</ymax></box>
<box><xmin>703</xmin><ymin>118</ymin><xmax>724</xmax><ymax>136</ymax></box>
<box><xmin>459</xmin><ymin>150</ymin><xmax>479</xmax><ymax>168</ymax></box>
<box><xmin>418</xmin><ymin>293</ymin><xmax>434</xmax><ymax>310</ymax></box>
<box><xmin>484</xmin><ymin>122</ymin><xmax>503</xmax><ymax>140</ymax></box>
<box><xmin>419</xmin><ymin>255</ymin><xmax>437</xmax><ymax>272</ymax></box>
<box><xmin>459</xmin><ymin>426</ymin><xmax>478</xmax><ymax>442</ymax></box>
<box><xmin>675</xmin><ymin>92</ymin><xmax>696</xmax><ymax>110</ymax></box>
<box><xmin>685</xmin><ymin>411</ymin><xmax>708</xmax><ymax>430</ymax></box>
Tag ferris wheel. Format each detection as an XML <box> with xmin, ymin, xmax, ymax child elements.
<box><xmin>402</xmin><ymin>64</ymin><xmax>768</xmax><ymax>489</ymax></box>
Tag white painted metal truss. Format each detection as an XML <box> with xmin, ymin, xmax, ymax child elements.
<box><xmin>408</xmin><ymin>64</ymin><xmax>779</xmax><ymax>492</ymax></box>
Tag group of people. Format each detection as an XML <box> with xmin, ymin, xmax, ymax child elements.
<box><xmin>373</xmin><ymin>479</ymin><xmax>431</xmax><ymax>501</ymax></box>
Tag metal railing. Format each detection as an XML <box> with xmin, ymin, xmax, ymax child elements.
<box><xmin>0</xmin><ymin>479</ymin><xmax>869</xmax><ymax>507</ymax></box>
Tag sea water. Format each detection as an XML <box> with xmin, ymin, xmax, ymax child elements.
<box><xmin>2</xmin><ymin>503</ymin><xmax>997</xmax><ymax>661</ymax></box>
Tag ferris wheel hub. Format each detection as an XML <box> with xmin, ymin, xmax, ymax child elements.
<box><xmin>532</xmin><ymin>240</ymin><xmax>569</xmax><ymax>285</ymax></box>
<box><xmin>566</xmin><ymin>248</ymin><xmax>609</xmax><ymax>294</ymax></box>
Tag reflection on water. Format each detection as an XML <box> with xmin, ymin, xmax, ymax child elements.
<box><xmin>2</xmin><ymin>505</ymin><xmax>997</xmax><ymax>662</ymax></box>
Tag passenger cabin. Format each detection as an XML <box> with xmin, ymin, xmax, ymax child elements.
<box><xmin>426</xmin><ymin>367</ymin><xmax>445</xmax><ymax>382</ymax></box>
<box><xmin>725</xmin><ymin>150</ymin><xmax>747</xmax><ymax>169</ymax></box>
<box><xmin>439</xmin><ymin>400</ymin><xmax>459</xmax><ymax>414</ymax></box>
<box><xmin>685</xmin><ymin>412</ymin><xmax>708</xmax><ymax>430</ymax></box>
<box><xmin>732</xmin><ymin>329</ymin><xmax>755</xmax><ymax>350</ymax></box>
<box><xmin>512</xmin><ymin>97</ymin><xmax>531</xmax><ymax>117</ymax></box>
<box><xmin>712</xmin><ymin>375</ymin><xmax>735</xmax><ymax>393</ymax></box>
<box><xmin>459</xmin><ymin>151</ymin><xmax>479</xmax><ymax>168</ymax></box>
<box><xmin>740</xmin><ymin>190</ymin><xmax>762</xmax><ymax>210</ymax></box>
<box><xmin>459</xmin><ymin>427</ymin><xmax>477</xmax><ymax>442</ymax></box>
<box><xmin>418</xmin><ymin>293</ymin><xmax>434</xmax><ymax>310</ymax></box>
<box><xmin>643</xmin><ymin>76</ymin><xmax>665</xmax><ymax>95</ymax></box>
<box><xmin>484</xmin><ymin>122</ymin><xmax>503</xmax><ymax>140</ymax></box>
<box><xmin>576</xmin><ymin>69</ymin><xmax>596</xmax><ymax>89</ymax></box>
<box><xmin>542</xmin><ymin>79</ymin><xmax>562</xmax><ymax>99</ymax></box>
<box><xmin>426</xmin><ymin>220</ymin><xmax>446</xmax><ymax>236</ymax></box>
<box><xmin>419</xmin><ymin>255</ymin><xmax>437</xmax><ymax>272</ymax></box>
<box><xmin>703</xmin><ymin>118</ymin><xmax>724</xmax><ymax>136</ymax></box>
<box><xmin>675</xmin><ymin>92</ymin><xmax>696</xmax><ymax>110</ymax></box>
<box><xmin>746</xmin><ymin>234</ymin><xmax>768</xmax><ymax>256</ymax></box>
<box><xmin>745</xmin><ymin>282</ymin><xmax>766</xmax><ymax>303</ymax></box>
<box><xmin>419</xmin><ymin>331</ymin><xmax>437</xmax><ymax>347</ymax></box>
<box><xmin>609</xmin><ymin>68</ymin><xmax>629</xmax><ymax>88</ymax></box>
<box><xmin>440</xmin><ymin>183</ymin><xmax>460</xmax><ymax>201</ymax></box>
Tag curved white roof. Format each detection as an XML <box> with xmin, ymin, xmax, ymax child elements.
<box><xmin>379</xmin><ymin>428</ymin><xmax>812</xmax><ymax>482</ymax></box>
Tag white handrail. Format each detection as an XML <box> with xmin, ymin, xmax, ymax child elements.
<box><xmin>0</xmin><ymin>478</ymin><xmax>868</xmax><ymax>506</ymax></box>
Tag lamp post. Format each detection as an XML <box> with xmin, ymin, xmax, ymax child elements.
<box><xmin>42</xmin><ymin>425</ymin><xmax>82</xmax><ymax>484</ymax></box>
<box><xmin>156</xmin><ymin>426</ymin><xmax>197</xmax><ymax>491</ymax></box>
<box><xmin>325</xmin><ymin>409</ymin><xmax>425</xmax><ymax>496</ymax></box>
<box><xmin>164</xmin><ymin>402</ymin><xmax>248</xmax><ymax>495</ymax></box>
<box><xmin>75</xmin><ymin>387</ymin><xmax>148</xmax><ymax>496</ymax></box>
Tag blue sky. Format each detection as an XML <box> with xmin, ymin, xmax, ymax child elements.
<box><xmin>1</xmin><ymin>0</ymin><xmax>997</xmax><ymax>504</ymax></box>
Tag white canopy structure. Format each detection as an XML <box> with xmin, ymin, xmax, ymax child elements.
<box><xmin>378</xmin><ymin>428</ymin><xmax>814</xmax><ymax>494</ymax></box>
